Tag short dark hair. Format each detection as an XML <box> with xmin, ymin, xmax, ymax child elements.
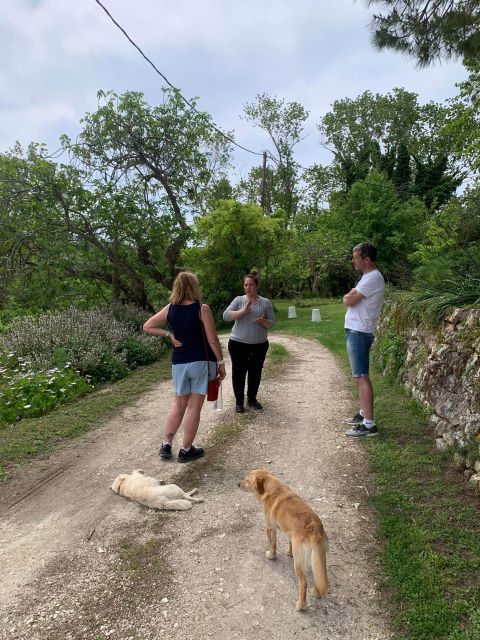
<box><xmin>353</xmin><ymin>242</ymin><xmax>377</xmax><ymax>262</ymax></box>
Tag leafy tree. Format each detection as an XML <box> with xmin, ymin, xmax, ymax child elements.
<box><xmin>319</xmin><ymin>89</ymin><xmax>462</xmax><ymax>209</ymax></box>
<box><xmin>185</xmin><ymin>200</ymin><xmax>286</xmax><ymax>310</ymax></box>
<box><xmin>319</xmin><ymin>89</ymin><xmax>418</xmax><ymax>179</ymax></box>
<box><xmin>301</xmin><ymin>164</ymin><xmax>341</xmax><ymax>215</ymax></box>
<box><xmin>366</xmin><ymin>1</ymin><xmax>480</xmax><ymax>66</ymax></box>
<box><xmin>412</xmin><ymin>153</ymin><xmax>463</xmax><ymax>209</ymax></box>
<box><xmin>328</xmin><ymin>170</ymin><xmax>429</xmax><ymax>285</ymax></box>
<box><xmin>0</xmin><ymin>147</ymin><xmax>176</xmax><ymax>311</ymax></box>
<box><xmin>236</xmin><ymin>164</ymin><xmax>277</xmax><ymax>214</ymax></box>
<box><xmin>208</xmin><ymin>176</ymin><xmax>234</xmax><ymax>205</ymax></box>
<box><xmin>447</xmin><ymin>59</ymin><xmax>480</xmax><ymax>175</ymax></box>
<box><xmin>393</xmin><ymin>141</ymin><xmax>412</xmax><ymax>201</ymax></box>
<box><xmin>0</xmin><ymin>145</ymin><xmax>88</xmax><ymax>313</ymax></box>
<box><xmin>263</xmin><ymin>248</ymin><xmax>310</xmax><ymax>298</ymax></box>
<box><xmin>0</xmin><ymin>89</ymin><xmax>233</xmax><ymax>313</ymax></box>
<box><xmin>411</xmin><ymin>186</ymin><xmax>480</xmax><ymax>285</ymax></box>
<box><xmin>63</xmin><ymin>89</ymin><xmax>232</xmax><ymax>279</ymax></box>
<box><xmin>296</xmin><ymin>224</ymin><xmax>352</xmax><ymax>295</ymax></box>
<box><xmin>241</xmin><ymin>94</ymin><xmax>309</xmax><ymax>225</ymax></box>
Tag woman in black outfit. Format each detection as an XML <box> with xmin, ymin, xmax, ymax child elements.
<box><xmin>223</xmin><ymin>272</ymin><xmax>275</xmax><ymax>413</ymax></box>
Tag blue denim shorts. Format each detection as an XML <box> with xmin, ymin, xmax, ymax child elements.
<box><xmin>346</xmin><ymin>329</ymin><xmax>374</xmax><ymax>377</ymax></box>
<box><xmin>172</xmin><ymin>361</ymin><xmax>217</xmax><ymax>396</ymax></box>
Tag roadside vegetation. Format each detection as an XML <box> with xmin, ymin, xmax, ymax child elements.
<box><xmin>0</xmin><ymin>303</ymin><xmax>171</xmax><ymax>481</ymax></box>
<box><xmin>0</xmin><ymin>358</ymin><xmax>171</xmax><ymax>482</ymax></box>
<box><xmin>273</xmin><ymin>299</ymin><xmax>480</xmax><ymax>640</ymax></box>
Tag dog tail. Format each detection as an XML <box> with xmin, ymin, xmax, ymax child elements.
<box><xmin>310</xmin><ymin>532</ymin><xmax>328</xmax><ymax>597</ymax></box>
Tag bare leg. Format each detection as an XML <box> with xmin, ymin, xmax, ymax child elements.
<box><xmin>355</xmin><ymin>375</ymin><xmax>374</xmax><ymax>420</ymax></box>
<box><xmin>181</xmin><ymin>393</ymin><xmax>206</xmax><ymax>449</ymax></box>
<box><xmin>164</xmin><ymin>395</ymin><xmax>189</xmax><ymax>443</ymax></box>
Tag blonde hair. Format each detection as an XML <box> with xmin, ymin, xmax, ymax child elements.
<box><xmin>169</xmin><ymin>271</ymin><xmax>202</xmax><ymax>305</ymax></box>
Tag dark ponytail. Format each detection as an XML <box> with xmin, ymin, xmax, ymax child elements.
<box><xmin>244</xmin><ymin>271</ymin><xmax>259</xmax><ymax>286</ymax></box>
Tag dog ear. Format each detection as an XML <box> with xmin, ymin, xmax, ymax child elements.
<box><xmin>111</xmin><ymin>474</ymin><xmax>126</xmax><ymax>493</ymax></box>
<box><xmin>253</xmin><ymin>477</ymin><xmax>265</xmax><ymax>495</ymax></box>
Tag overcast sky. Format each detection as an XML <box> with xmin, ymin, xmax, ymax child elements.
<box><xmin>0</xmin><ymin>0</ymin><xmax>467</xmax><ymax>178</ymax></box>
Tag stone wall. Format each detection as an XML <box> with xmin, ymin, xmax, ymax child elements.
<box><xmin>374</xmin><ymin>306</ymin><xmax>480</xmax><ymax>486</ymax></box>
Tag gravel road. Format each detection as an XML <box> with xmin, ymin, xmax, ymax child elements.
<box><xmin>0</xmin><ymin>334</ymin><xmax>393</xmax><ymax>640</ymax></box>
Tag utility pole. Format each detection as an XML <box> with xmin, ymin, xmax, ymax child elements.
<box><xmin>261</xmin><ymin>150</ymin><xmax>267</xmax><ymax>214</ymax></box>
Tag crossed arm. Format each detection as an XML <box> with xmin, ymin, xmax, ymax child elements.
<box><xmin>343</xmin><ymin>288</ymin><xmax>365</xmax><ymax>307</ymax></box>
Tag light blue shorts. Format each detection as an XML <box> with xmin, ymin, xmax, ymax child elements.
<box><xmin>346</xmin><ymin>329</ymin><xmax>374</xmax><ymax>377</ymax></box>
<box><xmin>172</xmin><ymin>361</ymin><xmax>217</xmax><ymax>396</ymax></box>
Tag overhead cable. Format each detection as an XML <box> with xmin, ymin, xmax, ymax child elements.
<box><xmin>93</xmin><ymin>0</ymin><xmax>264</xmax><ymax>157</ymax></box>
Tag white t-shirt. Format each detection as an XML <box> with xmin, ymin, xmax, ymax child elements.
<box><xmin>344</xmin><ymin>269</ymin><xmax>385</xmax><ymax>334</ymax></box>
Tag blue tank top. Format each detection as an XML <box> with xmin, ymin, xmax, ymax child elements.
<box><xmin>167</xmin><ymin>302</ymin><xmax>216</xmax><ymax>365</ymax></box>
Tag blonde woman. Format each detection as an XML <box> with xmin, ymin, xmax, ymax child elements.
<box><xmin>143</xmin><ymin>272</ymin><xmax>226</xmax><ymax>463</ymax></box>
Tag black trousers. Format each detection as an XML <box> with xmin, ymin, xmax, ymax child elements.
<box><xmin>228</xmin><ymin>339</ymin><xmax>269</xmax><ymax>404</ymax></box>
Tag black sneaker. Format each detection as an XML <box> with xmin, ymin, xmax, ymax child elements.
<box><xmin>178</xmin><ymin>445</ymin><xmax>204</xmax><ymax>463</ymax></box>
<box><xmin>159</xmin><ymin>443</ymin><xmax>172</xmax><ymax>459</ymax></box>
<box><xmin>344</xmin><ymin>412</ymin><xmax>363</xmax><ymax>425</ymax></box>
<box><xmin>247</xmin><ymin>399</ymin><xmax>263</xmax><ymax>410</ymax></box>
<box><xmin>235</xmin><ymin>403</ymin><xmax>245</xmax><ymax>413</ymax></box>
<box><xmin>345</xmin><ymin>424</ymin><xmax>379</xmax><ymax>438</ymax></box>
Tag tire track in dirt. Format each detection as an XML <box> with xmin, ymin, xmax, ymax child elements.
<box><xmin>0</xmin><ymin>334</ymin><xmax>393</xmax><ymax>640</ymax></box>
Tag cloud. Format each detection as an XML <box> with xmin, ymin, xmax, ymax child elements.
<box><xmin>0</xmin><ymin>102</ymin><xmax>77</xmax><ymax>150</ymax></box>
<box><xmin>0</xmin><ymin>0</ymin><xmax>468</xmax><ymax>171</ymax></box>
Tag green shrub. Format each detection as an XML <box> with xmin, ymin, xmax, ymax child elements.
<box><xmin>0</xmin><ymin>357</ymin><xmax>92</xmax><ymax>426</ymax></box>
<box><xmin>109</xmin><ymin>302</ymin><xmax>152</xmax><ymax>331</ymax></box>
<box><xmin>373</xmin><ymin>324</ymin><xmax>407</xmax><ymax>380</ymax></box>
<box><xmin>0</xmin><ymin>307</ymin><xmax>131</xmax><ymax>372</ymax></box>
<box><xmin>391</xmin><ymin>275</ymin><xmax>480</xmax><ymax>328</ymax></box>
<box><xmin>121</xmin><ymin>334</ymin><xmax>166</xmax><ymax>368</ymax></box>
<box><xmin>83</xmin><ymin>352</ymin><xmax>129</xmax><ymax>383</ymax></box>
<box><xmin>292</xmin><ymin>297</ymin><xmax>334</xmax><ymax>308</ymax></box>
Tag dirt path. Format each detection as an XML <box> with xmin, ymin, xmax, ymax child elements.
<box><xmin>0</xmin><ymin>334</ymin><xmax>392</xmax><ymax>640</ymax></box>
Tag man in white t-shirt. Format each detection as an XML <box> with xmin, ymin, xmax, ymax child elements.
<box><xmin>343</xmin><ymin>242</ymin><xmax>385</xmax><ymax>437</ymax></box>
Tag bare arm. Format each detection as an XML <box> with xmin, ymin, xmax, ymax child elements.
<box><xmin>343</xmin><ymin>288</ymin><xmax>365</xmax><ymax>307</ymax></box>
<box><xmin>142</xmin><ymin>304</ymin><xmax>181</xmax><ymax>347</ymax></box>
<box><xmin>201</xmin><ymin>304</ymin><xmax>226</xmax><ymax>380</ymax></box>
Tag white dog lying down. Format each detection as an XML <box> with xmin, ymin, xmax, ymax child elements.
<box><xmin>110</xmin><ymin>469</ymin><xmax>203</xmax><ymax>511</ymax></box>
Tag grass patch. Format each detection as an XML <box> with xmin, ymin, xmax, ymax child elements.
<box><xmin>0</xmin><ymin>358</ymin><xmax>171</xmax><ymax>481</ymax></box>
<box><xmin>206</xmin><ymin>416</ymin><xmax>249</xmax><ymax>449</ymax></box>
<box><xmin>276</xmin><ymin>298</ymin><xmax>480</xmax><ymax>640</ymax></box>
<box><xmin>116</xmin><ymin>535</ymin><xmax>172</xmax><ymax>580</ymax></box>
<box><xmin>268</xmin><ymin>342</ymin><xmax>289</xmax><ymax>361</ymax></box>
<box><xmin>264</xmin><ymin>341</ymin><xmax>290</xmax><ymax>380</ymax></box>
<box><xmin>271</xmin><ymin>298</ymin><xmax>347</xmax><ymax>359</ymax></box>
<box><xmin>368</xmin><ymin>375</ymin><xmax>480</xmax><ymax>640</ymax></box>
